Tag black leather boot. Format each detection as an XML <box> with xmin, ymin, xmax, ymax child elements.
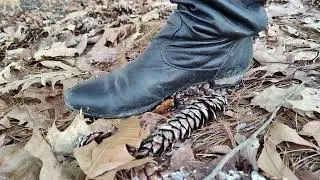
<box><xmin>64</xmin><ymin>0</ymin><xmax>268</xmax><ymax>118</ymax></box>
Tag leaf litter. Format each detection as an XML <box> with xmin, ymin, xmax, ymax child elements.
<box><xmin>24</xmin><ymin>128</ymin><xmax>82</xmax><ymax>180</ymax></box>
<box><xmin>46</xmin><ymin>110</ymin><xmax>92</xmax><ymax>155</ymax></box>
<box><xmin>0</xmin><ymin>0</ymin><xmax>320</xmax><ymax>179</ymax></box>
<box><xmin>251</xmin><ymin>84</ymin><xmax>320</xmax><ymax>117</ymax></box>
<box><xmin>73</xmin><ymin>116</ymin><xmax>152</xmax><ymax>179</ymax></box>
<box><xmin>257</xmin><ymin>122</ymin><xmax>319</xmax><ymax>180</ymax></box>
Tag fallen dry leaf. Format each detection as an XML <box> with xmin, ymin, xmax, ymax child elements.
<box><xmin>60</xmin><ymin>10</ymin><xmax>88</xmax><ymax>22</ymax></box>
<box><xmin>3</xmin><ymin>25</ymin><xmax>29</xmax><ymax>43</ymax></box>
<box><xmin>294</xmin><ymin>70</ymin><xmax>320</xmax><ymax>88</ymax></box>
<box><xmin>254</xmin><ymin>29</ymin><xmax>320</xmax><ymax>65</ymax></box>
<box><xmin>14</xmin><ymin>86</ymin><xmax>60</xmax><ymax>102</ymax></box>
<box><xmin>14</xmin><ymin>86</ymin><xmax>68</xmax><ymax>119</ymax></box>
<box><xmin>73</xmin><ymin>116</ymin><xmax>146</xmax><ymax>178</ymax></box>
<box><xmin>3</xmin><ymin>26</ymin><xmax>15</xmax><ymax>36</ymax></box>
<box><xmin>266</xmin><ymin>0</ymin><xmax>305</xmax><ymax>17</ymax></box>
<box><xmin>0</xmin><ymin>62</ymin><xmax>22</xmax><ymax>85</ymax></box>
<box><xmin>251</xmin><ymin>85</ymin><xmax>320</xmax><ymax>117</ymax></box>
<box><xmin>1</xmin><ymin>105</ymin><xmax>52</xmax><ymax>129</ymax></box>
<box><xmin>251</xmin><ymin>85</ymin><xmax>297</xmax><ymax>112</ymax></box>
<box><xmin>88</xmin><ymin>24</ymin><xmax>138</xmax><ymax>63</ymax></box>
<box><xmin>283</xmin><ymin>37</ymin><xmax>320</xmax><ymax>49</ymax></box>
<box><xmin>141</xmin><ymin>9</ymin><xmax>160</xmax><ymax>23</ymax></box>
<box><xmin>34</xmin><ymin>34</ymin><xmax>88</xmax><ymax>60</ymax></box>
<box><xmin>44</xmin><ymin>93</ymin><xmax>70</xmax><ymax>119</ymax></box>
<box><xmin>0</xmin><ymin>115</ymin><xmax>11</xmax><ymax>130</ymax></box>
<box><xmin>0</xmin><ymin>70</ymin><xmax>80</xmax><ymax>94</ymax></box>
<box><xmin>299</xmin><ymin>121</ymin><xmax>320</xmax><ymax>147</ymax></box>
<box><xmin>75</xmin><ymin>56</ymin><xmax>93</xmax><ymax>72</ymax></box>
<box><xmin>258</xmin><ymin>123</ymin><xmax>318</xmax><ymax>180</ymax></box>
<box><xmin>46</xmin><ymin>110</ymin><xmax>92</xmax><ymax>155</ymax></box>
<box><xmin>96</xmin><ymin>158</ymin><xmax>153</xmax><ymax>180</ymax></box>
<box><xmin>0</xmin><ymin>143</ymin><xmax>28</xmax><ymax>172</ymax></box>
<box><xmin>244</xmin><ymin>63</ymin><xmax>294</xmax><ymax>81</ymax></box>
<box><xmin>0</xmin><ymin>143</ymin><xmax>41</xmax><ymax>179</ymax></box>
<box><xmin>253</xmin><ymin>38</ymin><xmax>289</xmax><ymax>64</ymax></box>
<box><xmin>291</xmin><ymin>50</ymin><xmax>319</xmax><ymax>62</ymax></box>
<box><xmin>170</xmin><ymin>143</ymin><xmax>196</xmax><ymax>170</ymax></box>
<box><xmin>6</xmin><ymin>48</ymin><xmax>33</xmax><ymax>60</ymax></box>
<box><xmin>286</xmin><ymin>87</ymin><xmax>320</xmax><ymax>117</ymax></box>
<box><xmin>152</xmin><ymin>98</ymin><xmax>174</xmax><ymax>114</ymax></box>
<box><xmin>88</xmin><ymin>118</ymin><xmax>119</xmax><ymax>133</ymax></box>
<box><xmin>301</xmin><ymin>16</ymin><xmax>320</xmax><ymax>31</ymax></box>
<box><xmin>40</xmin><ymin>61</ymin><xmax>80</xmax><ymax>73</ymax></box>
<box><xmin>280</xmin><ymin>25</ymin><xmax>300</xmax><ymax>37</ymax></box>
<box><xmin>24</xmin><ymin>129</ymin><xmax>74</xmax><ymax>180</ymax></box>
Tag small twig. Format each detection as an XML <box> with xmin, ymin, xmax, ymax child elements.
<box><xmin>204</xmin><ymin>83</ymin><xmax>304</xmax><ymax>180</ymax></box>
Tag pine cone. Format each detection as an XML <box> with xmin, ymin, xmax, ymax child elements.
<box><xmin>136</xmin><ymin>95</ymin><xmax>227</xmax><ymax>158</ymax></box>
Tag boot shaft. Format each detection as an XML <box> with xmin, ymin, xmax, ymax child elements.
<box><xmin>170</xmin><ymin>0</ymin><xmax>268</xmax><ymax>37</ymax></box>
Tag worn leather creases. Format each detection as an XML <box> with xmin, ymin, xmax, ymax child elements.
<box><xmin>161</xmin><ymin>11</ymin><xmax>237</xmax><ymax>71</ymax></box>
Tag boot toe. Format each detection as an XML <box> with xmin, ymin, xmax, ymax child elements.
<box><xmin>64</xmin><ymin>78</ymin><xmax>111</xmax><ymax>117</ymax></box>
<box><xmin>64</xmin><ymin>86</ymin><xmax>87</xmax><ymax>114</ymax></box>
<box><xmin>63</xmin><ymin>72</ymin><xmax>160</xmax><ymax>118</ymax></box>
